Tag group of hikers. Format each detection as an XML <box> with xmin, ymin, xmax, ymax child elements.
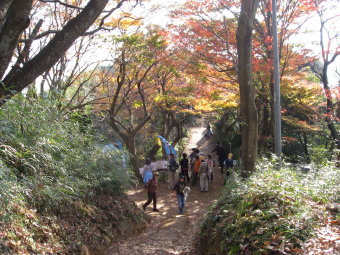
<box><xmin>140</xmin><ymin>141</ymin><xmax>234</xmax><ymax>214</ymax></box>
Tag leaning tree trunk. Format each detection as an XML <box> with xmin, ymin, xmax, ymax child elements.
<box><xmin>236</xmin><ymin>0</ymin><xmax>260</xmax><ymax>176</ymax></box>
<box><xmin>124</xmin><ymin>133</ymin><xmax>142</xmax><ymax>181</ymax></box>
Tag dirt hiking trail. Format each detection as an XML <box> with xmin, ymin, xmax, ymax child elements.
<box><xmin>108</xmin><ymin>124</ymin><xmax>224</xmax><ymax>255</ymax></box>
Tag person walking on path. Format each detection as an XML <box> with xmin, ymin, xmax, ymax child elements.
<box><xmin>224</xmin><ymin>153</ymin><xmax>234</xmax><ymax>183</ymax></box>
<box><xmin>142</xmin><ymin>158</ymin><xmax>153</xmax><ymax>184</ymax></box>
<box><xmin>206</xmin><ymin>154</ymin><xmax>215</xmax><ymax>181</ymax></box>
<box><xmin>212</xmin><ymin>142</ymin><xmax>226</xmax><ymax>174</ymax></box>
<box><xmin>180</xmin><ymin>153</ymin><xmax>190</xmax><ymax>182</ymax></box>
<box><xmin>205</xmin><ymin>122</ymin><xmax>213</xmax><ymax>138</ymax></box>
<box><xmin>173</xmin><ymin>175</ymin><xmax>187</xmax><ymax>214</ymax></box>
<box><xmin>168</xmin><ymin>153</ymin><xmax>177</xmax><ymax>189</ymax></box>
<box><xmin>189</xmin><ymin>148</ymin><xmax>199</xmax><ymax>178</ymax></box>
<box><xmin>199</xmin><ymin>159</ymin><xmax>209</xmax><ymax>192</ymax></box>
<box><xmin>192</xmin><ymin>155</ymin><xmax>201</xmax><ymax>186</ymax></box>
<box><xmin>143</xmin><ymin>171</ymin><xmax>160</xmax><ymax>212</ymax></box>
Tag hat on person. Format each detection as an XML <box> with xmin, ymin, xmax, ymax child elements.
<box><xmin>152</xmin><ymin>171</ymin><xmax>159</xmax><ymax>176</ymax></box>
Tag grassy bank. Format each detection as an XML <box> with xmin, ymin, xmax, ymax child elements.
<box><xmin>199</xmin><ymin>159</ymin><xmax>339</xmax><ymax>255</ymax></box>
<box><xmin>0</xmin><ymin>97</ymin><xmax>146</xmax><ymax>254</ymax></box>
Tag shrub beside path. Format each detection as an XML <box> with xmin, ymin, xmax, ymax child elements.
<box><xmin>108</xmin><ymin>126</ymin><xmax>224</xmax><ymax>255</ymax></box>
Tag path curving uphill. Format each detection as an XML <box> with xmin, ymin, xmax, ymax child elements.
<box><xmin>108</xmin><ymin>126</ymin><xmax>224</xmax><ymax>255</ymax></box>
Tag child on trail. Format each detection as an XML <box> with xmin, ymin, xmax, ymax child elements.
<box><xmin>142</xmin><ymin>171</ymin><xmax>159</xmax><ymax>212</ymax></box>
<box><xmin>199</xmin><ymin>159</ymin><xmax>209</xmax><ymax>192</ymax></box>
<box><xmin>223</xmin><ymin>153</ymin><xmax>234</xmax><ymax>185</ymax></box>
<box><xmin>206</xmin><ymin>154</ymin><xmax>215</xmax><ymax>181</ymax></box>
<box><xmin>173</xmin><ymin>175</ymin><xmax>187</xmax><ymax>214</ymax></box>
<box><xmin>180</xmin><ymin>153</ymin><xmax>190</xmax><ymax>182</ymax></box>
<box><xmin>192</xmin><ymin>155</ymin><xmax>201</xmax><ymax>186</ymax></box>
<box><xmin>142</xmin><ymin>158</ymin><xmax>153</xmax><ymax>184</ymax></box>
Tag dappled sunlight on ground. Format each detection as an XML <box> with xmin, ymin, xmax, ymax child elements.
<box><xmin>108</xmin><ymin>119</ymin><xmax>224</xmax><ymax>255</ymax></box>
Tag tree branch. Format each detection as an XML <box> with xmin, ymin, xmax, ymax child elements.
<box><xmin>1</xmin><ymin>0</ymin><xmax>111</xmax><ymax>105</ymax></box>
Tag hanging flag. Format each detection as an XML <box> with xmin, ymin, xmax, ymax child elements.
<box><xmin>157</xmin><ymin>135</ymin><xmax>177</xmax><ymax>156</ymax></box>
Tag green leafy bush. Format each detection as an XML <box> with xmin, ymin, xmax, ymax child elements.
<box><xmin>0</xmin><ymin>96</ymin><xmax>139</xmax><ymax>254</ymax></box>
<box><xmin>0</xmin><ymin>96</ymin><xmax>133</xmax><ymax>213</ymax></box>
<box><xmin>199</xmin><ymin>158</ymin><xmax>339</xmax><ymax>255</ymax></box>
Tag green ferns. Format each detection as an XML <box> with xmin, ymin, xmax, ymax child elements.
<box><xmin>200</xmin><ymin>159</ymin><xmax>339</xmax><ymax>255</ymax></box>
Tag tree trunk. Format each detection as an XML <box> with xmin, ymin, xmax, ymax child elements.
<box><xmin>322</xmin><ymin>64</ymin><xmax>340</xmax><ymax>150</ymax></box>
<box><xmin>258</xmin><ymin>104</ymin><xmax>271</xmax><ymax>155</ymax></box>
<box><xmin>1</xmin><ymin>0</ymin><xmax>111</xmax><ymax>105</ymax></box>
<box><xmin>0</xmin><ymin>0</ymin><xmax>32</xmax><ymax>79</ymax></box>
<box><xmin>236</xmin><ymin>0</ymin><xmax>260</xmax><ymax>176</ymax></box>
<box><xmin>0</xmin><ymin>0</ymin><xmax>12</xmax><ymax>27</ymax></box>
<box><xmin>124</xmin><ymin>133</ymin><xmax>142</xmax><ymax>181</ymax></box>
<box><xmin>146</xmin><ymin>144</ymin><xmax>161</xmax><ymax>160</ymax></box>
<box><xmin>298</xmin><ymin>133</ymin><xmax>310</xmax><ymax>163</ymax></box>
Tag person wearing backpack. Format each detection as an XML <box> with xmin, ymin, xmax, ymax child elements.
<box><xmin>180</xmin><ymin>153</ymin><xmax>190</xmax><ymax>182</ymax></box>
<box><xmin>142</xmin><ymin>158</ymin><xmax>153</xmax><ymax>184</ymax></box>
<box><xmin>173</xmin><ymin>175</ymin><xmax>187</xmax><ymax>214</ymax></box>
<box><xmin>198</xmin><ymin>159</ymin><xmax>209</xmax><ymax>192</ymax></box>
<box><xmin>143</xmin><ymin>171</ymin><xmax>160</xmax><ymax>212</ymax></box>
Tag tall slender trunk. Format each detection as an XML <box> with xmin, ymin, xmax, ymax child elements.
<box><xmin>236</xmin><ymin>0</ymin><xmax>260</xmax><ymax>176</ymax></box>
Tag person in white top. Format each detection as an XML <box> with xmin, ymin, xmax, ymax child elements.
<box><xmin>198</xmin><ymin>159</ymin><xmax>209</xmax><ymax>192</ymax></box>
<box><xmin>206</xmin><ymin>154</ymin><xmax>215</xmax><ymax>181</ymax></box>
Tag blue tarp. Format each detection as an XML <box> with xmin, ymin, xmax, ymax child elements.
<box><xmin>157</xmin><ymin>135</ymin><xmax>176</xmax><ymax>156</ymax></box>
<box><xmin>103</xmin><ymin>141</ymin><xmax>127</xmax><ymax>168</ymax></box>
<box><xmin>143</xmin><ymin>171</ymin><xmax>153</xmax><ymax>184</ymax></box>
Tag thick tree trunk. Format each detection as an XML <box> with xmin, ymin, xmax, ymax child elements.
<box><xmin>0</xmin><ymin>0</ymin><xmax>32</xmax><ymax>79</ymax></box>
<box><xmin>236</xmin><ymin>0</ymin><xmax>260</xmax><ymax>176</ymax></box>
<box><xmin>1</xmin><ymin>0</ymin><xmax>111</xmax><ymax>105</ymax></box>
<box><xmin>0</xmin><ymin>0</ymin><xmax>12</xmax><ymax>27</ymax></box>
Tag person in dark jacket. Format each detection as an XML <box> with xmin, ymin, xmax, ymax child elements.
<box><xmin>173</xmin><ymin>175</ymin><xmax>187</xmax><ymax>214</ymax></box>
<box><xmin>212</xmin><ymin>142</ymin><xmax>226</xmax><ymax>173</ymax></box>
<box><xmin>180</xmin><ymin>153</ymin><xmax>190</xmax><ymax>182</ymax></box>
<box><xmin>223</xmin><ymin>153</ymin><xmax>234</xmax><ymax>185</ymax></box>
<box><xmin>168</xmin><ymin>153</ymin><xmax>177</xmax><ymax>189</ymax></box>
<box><xmin>143</xmin><ymin>171</ymin><xmax>159</xmax><ymax>212</ymax></box>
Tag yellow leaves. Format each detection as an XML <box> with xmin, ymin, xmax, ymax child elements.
<box><xmin>120</xmin><ymin>18</ymin><xmax>143</xmax><ymax>29</ymax></box>
<box><xmin>282</xmin><ymin>116</ymin><xmax>320</xmax><ymax>132</ymax></box>
<box><xmin>104</xmin><ymin>17</ymin><xmax>143</xmax><ymax>29</ymax></box>
<box><xmin>132</xmin><ymin>100</ymin><xmax>143</xmax><ymax>109</ymax></box>
<box><xmin>212</xmin><ymin>100</ymin><xmax>238</xmax><ymax>109</ymax></box>
<box><xmin>195</xmin><ymin>98</ymin><xmax>215</xmax><ymax>112</ymax></box>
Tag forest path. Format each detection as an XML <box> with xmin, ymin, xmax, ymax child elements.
<box><xmin>108</xmin><ymin>120</ymin><xmax>224</xmax><ymax>255</ymax></box>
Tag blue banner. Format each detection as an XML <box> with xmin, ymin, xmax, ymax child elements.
<box><xmin>157</xmin><ymin>135</ymin><xmax>177</xmax><ymax>156</ymax></box>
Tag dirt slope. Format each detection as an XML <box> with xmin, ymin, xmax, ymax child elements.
<box><xmin>108</xmin><ymin>126</ymin><xmax>224</xmax><ymax>255</ymax></box>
